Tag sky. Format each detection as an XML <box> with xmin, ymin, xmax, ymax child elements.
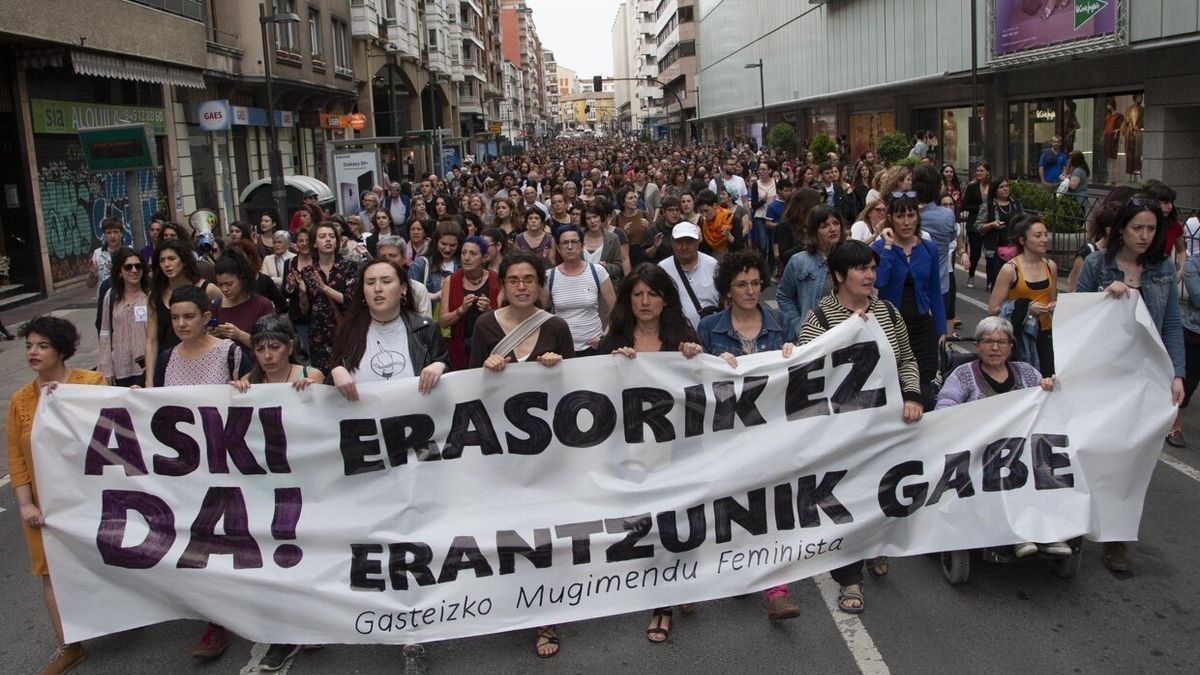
<box><xmin>523</xmin><ymin>0</ymin><xmax>621</xmax><ymax>77</ymax></box>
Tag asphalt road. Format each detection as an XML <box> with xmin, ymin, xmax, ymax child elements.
<box><xmin>2</xmin><ymin>269</ymin><xmax>1200</xmax><ymax>674</ymax></box>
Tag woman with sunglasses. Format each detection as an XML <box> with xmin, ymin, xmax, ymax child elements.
<box><xmin>1077</xmin><ymin>195</ymin><xmax>1185</xmax><ymax>574</ymax></box>
<box><xmin>872</xmin><ymin>195</ymin><xmax>946</xmax><ymax>409</ymax></box>
<box><xmin>99</xmin><ymin>247</ymin><xmax>149</xmax><ymax>386</ymax></box>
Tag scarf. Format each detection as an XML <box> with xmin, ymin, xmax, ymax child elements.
<box><xmin>702</xmin><ymin>208</ymin><xmax>734</xmax><ymax>251</ymax></box>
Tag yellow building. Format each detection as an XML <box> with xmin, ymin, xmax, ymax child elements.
<box><xmin>559</xmin><ymin>92</ymin><xmax>615</xmax><ymax>132</ymax></box>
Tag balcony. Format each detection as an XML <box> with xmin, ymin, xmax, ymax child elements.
<box><xmin>351</xmin><ymin>1</ymin><xmax>384</xmax><ymax>41</ymax></box>
<box><xmin>459</xmin><ymin>94</ymin><xmax>483</xmax><ymax>115</ymax></box>
<box><xmin>460</xmin><ymin>0</ymin><xmax>482</xmax><ymax>18</ymax></box>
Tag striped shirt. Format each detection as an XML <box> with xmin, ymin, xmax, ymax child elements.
<box><xmin>798</xmin><ymin>295</ymin><xmax>923</xmax><ymax>403</ymax></box>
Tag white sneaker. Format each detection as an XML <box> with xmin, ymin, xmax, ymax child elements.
<box><xmin>1039</xmin><ymin>541</ymin><xmax>1073</xmax><ymax>557</ymax></box>
<box><xmin>1013</xmin><ymin>542</ymin><xmax>1038</xmax><ymax>558</ymax></box>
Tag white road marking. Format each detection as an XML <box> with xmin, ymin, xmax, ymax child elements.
<box><xmin>1161</xmin><ymin>453</ymin><xmax>1200</xmax><ymax>484</ymax></box>
<box><xmin>813</xmin><ymin>575</ymin><xmax>890</xmax><ymax>675</ymax></box>
<box><xmin>0</xmin><ymin>473</ymin><xmax>10</xmax><ymax>488</ymax></box>
<box><xmin>957</xmin><ymin>292</ymin><xmax>988</xmax><ymax>312</ymax></box>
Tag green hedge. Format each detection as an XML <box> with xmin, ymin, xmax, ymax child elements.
<box><xmin>1010</xmin><ymin>180</ymin><xmax>1085</xmax><ymax>233</ymax></box>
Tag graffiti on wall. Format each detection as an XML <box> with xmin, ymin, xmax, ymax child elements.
<box><xmin>35</xmin><ymin>138</ymin><xmax>164</xmax><ymax>284</ymax></box>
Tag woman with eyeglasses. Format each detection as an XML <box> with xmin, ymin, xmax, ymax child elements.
<box><xmin>778</xmin><ymin>205</ymin><xmax>846</xmax><ymax>337</ymax></box>
<box><xmin>1076</xmin><ymin>194</ymin><xmax>1185</xmax><ymax>574</ymax></box>
<box><xmin>872</xmin><ymin>195</ymin><xmax>946</xmax><ymax>409</ymax></box>
<box><xmin>548</xmin><ymin>224</ymin><xmax>616</xmax><ymax>357</ymax></box>
<box><xmin>936</xmin><ymin>316</ymin><xmax>1062</xmax><ymax>556</ymax></box>
<box><xmin>981</xmin><ymin>177</ymin><xmax>1024</xmax><ymax>292</ymax></box>
<box><xmin>986</xmin><ymin>215</ymin><xmax>1057</xmax><ymax>375</ymax></box>
<box><xmin>851</xmin><ymin>198</ymin><xmax>888</xmax><ymax>244</ymax></box>
<box><xmin>800</xmin><ymin>240</ymin><xmax>924</xmax><ymax>613</ymax></box>
<box><xmin>468</xmin><ymin>250</ymin><xmax>573</xmax><ymax>659</ymax></box>
<box><xmin>439</xmin><ymin>236</ymin><xmax>499</xmax><ymax>370</ymax></box>
<box><xmin>99</xmin><ymin>247</ymin><xmax>149</xmax><ymax>386</ymax></box>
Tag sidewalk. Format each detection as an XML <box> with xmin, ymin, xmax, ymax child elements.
<box><xmin>0</xmin><ymin>286</ymin><xmax>101</xmax><ymax>476</ymax></box>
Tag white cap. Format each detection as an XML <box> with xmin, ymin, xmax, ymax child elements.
<box><xmin>672</xmin><ymin>223</ymin><xmax>701</xmax><ymax>240</ymax></box>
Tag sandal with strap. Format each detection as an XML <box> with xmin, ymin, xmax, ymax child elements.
<box><xmin>646</xmin><ymin>608</ymin><xmax>672</xmax><ymax>643</ymax></box>
<box><xmin>868</xmin><ymin>556</ymin><xmax>890</xmax><ymax>577</ymax></box>
<box><xmin>534</xmin><ymin>626</ymin><xmax>560</xmax><ymax>658</ymax></box>
<box><xmin>837</xmin><ymin>586</ymin><xmax>865</xmax><ymax>614</ymax></box>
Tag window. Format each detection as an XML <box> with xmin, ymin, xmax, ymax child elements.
<box><xmin>384</xmin><ymin>0</ymin><xmax>395</xmax><ymax>20</ymax></box>
<box><xmin>428</xmin><ymin>28</ymin><xmax>438</xmax><ymax>51</ymax></box>
<box><xmin>308</xmin><ymin>6</ymin><xmax>323</xmax><ymax>58</ymax></box>
<box><xmin>130</xmin><ymin>0</ymin><xmax>204</xmax><ymax>21</ymax></box>
<box><xmin>678</xmin><ymin>5</ymin><xmax>693</xmax><ymax>22</ymax></box>
<box><xmin>1007</xmin><ymin>92</ymin><xmax>1143</xmax><ymax>186</ymax></box>
<box><xmin>274</xmin><ymin>0</ymin><xmax>301</xmax><ymax>53</ymax></box>
<box><xmin>332</xmin><ymin>18</ymin><xmax>351</xmax><ymax>73</ymax></box>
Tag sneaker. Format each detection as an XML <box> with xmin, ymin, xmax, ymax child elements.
<box><xmin>1039</xmin><ymin>541</ymin><xmax>1073</xmax><ymax>557</ymax></box>
<box><xmin>1013</xmin><ymin>542</ymin><xmax>1038</xmax><ymax>558</ymax></box>
<box><xmin>1166</xmin><ymin>430</ymin><xmax>1186</xmax><ymax>448</ymax></box>
<box><xmin>403</xmin><ymin>644</ymin><xmax>429</xmax><ymax>675</ymax></box>
<box><xmin>966</xmin><ymin>278</ymin><xmax>975</xmax><ymax>288</ymax></box>
<box><xmin>39</xmin><ymin>643</ymin><xmax>87</xmax><ymax>675</ymax></box>
<box><xmin>189</xmin><ymin>623</ymin><xmax>229</xmax><ymax>658</ymax></box>
<box><xmin>1103</xmin><ymin>542</ymin><xmax>1131</xmax><ymax>573</ymax></box>
<box><xmin>766</xmin><ymin>595</ymin><xmax>801</xmax><ymax>621</ymax></box>
<box><xmin>258</xmin><ymin>644</ymin><xmax>300</xmax><ymax>671</ymax></box>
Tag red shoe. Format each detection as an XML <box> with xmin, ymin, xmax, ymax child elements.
<box><xmin>39</xmin><ymin>643</ymin><xmax>87</xmax><ymax>675</ymax></box>
<box><xmin>188</xmin><ymin>623</ymin><xmax>229</xmax><ymax>658</ymax></box>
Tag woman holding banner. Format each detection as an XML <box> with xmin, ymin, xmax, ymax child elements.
<box><xmin>7</xmin><ymin>316</ymin><xmax>106</xmax><ymax>674</ymax></box>
<box><xmin>798</xmin><ymin>240</ymin><xmax>924</xmax><ymax>614</ymax></box>
<box><xmin>598</xmin><ymin>263</ymin><xmax>705</xmax><ymax>641</ymax></box>
<box><xmin>468</xmin><ymin>250</ymin><xmax>573</xmax><ymax>658</ymax></box>
<box><xmin>1076</xmin><ymin>194</ymin><xmax>1185</xmax><ymax>574</ymax></box>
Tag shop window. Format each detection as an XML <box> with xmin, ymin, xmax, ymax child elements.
<box><xmin>806</xmin><ymin>110</ymin><xmax>836</xmax><ymax>142</ymax></box>
<box><xmin>188</xmin><ymin>125</ymin><xmax>220</xmax><ymax>214</ymax></box>
<box><xmin>1008</xmin><ymin>92</ymin><xmax>1142</xmax><ymax>186</ymax></box>
<box><xmin>849</xmin><ymin>112</ymin><xmax>895</xmax><ymax>161</ymax></box>
<box><xmin>941</xmin><ymin>107</ymin><xmax>984</xmax><ymax>173</ymax></box>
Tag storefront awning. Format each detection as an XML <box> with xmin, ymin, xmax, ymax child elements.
<box><xmin>71</xmin><ymin>50</ymin><xmax>205</xmax><ymax>89</ymax></box>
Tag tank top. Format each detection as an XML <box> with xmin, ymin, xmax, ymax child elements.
<box><xmin>1007</xmin><ymin>258</ymin><xmax>1054</xmax><ymax>331</ymax></box>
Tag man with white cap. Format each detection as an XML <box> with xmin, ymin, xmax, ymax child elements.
<box><xmin>659</xmin><ymin>222</ymin><xmax>720</xmax><ymax>330</ymax></box>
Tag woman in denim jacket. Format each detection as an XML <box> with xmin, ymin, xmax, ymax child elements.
<box><xmin>1076</xmin><ymin>194</ymin><xmax>1184</xmax><ymax>574</ymax></box>
<box><xmin>777</xmin><ymin>205</ymin><xmax>846</xmax><ymax>337</ymax></box>
<box><xmin>1168</xmin><ymin>254</ymin><xmax>1200</xmax><ymax>449</ymax></box>
<box><xmin>696</xmin><ymin>249</ymin><xmax>799</xmax><ymax>620</ymax></box>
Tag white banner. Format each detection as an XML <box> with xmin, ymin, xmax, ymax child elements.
<box><xmin>34</xmin><ymin>294</ymin><xmax>1171</xmax><ymax>645</ymax></box>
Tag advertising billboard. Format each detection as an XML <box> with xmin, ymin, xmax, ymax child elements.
<box><xmin>990</xmin><ymin>0</ymin><xmax>1125</xmax><ymax>65</ymax></box>
<box><xmin>331</xmin><ymin>149</ymin><xmax>380</xmax><ymax>217</ymax></box>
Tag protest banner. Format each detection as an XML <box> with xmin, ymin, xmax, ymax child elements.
<box><xmin>33</xmin><ymin>294</ymin><xmax>1171</xmax><ymax>644</ymax></box>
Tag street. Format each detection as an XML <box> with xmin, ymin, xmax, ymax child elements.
<box><xmin>2</xmin><ymin>269</ymin><xmax>1199</xmax><ymax>675</ymax></box>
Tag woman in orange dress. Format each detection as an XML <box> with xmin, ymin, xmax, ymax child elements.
<box><xmin>7</xmin><ymin>315</ymin><xmax>106</xmax><ymax>674</ymax></box>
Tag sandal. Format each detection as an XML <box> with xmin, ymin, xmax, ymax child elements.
<box><xmin>868</xmin><ymin>556</ymin><xmax>890</xmax><ymax>577</ymax></box>
<box><xmin>534</xmin><ymin>626</ymin><xmax>559</xmax><ymax>658</ymax></box>
<box><xmin>646</xmin><ymin>608</ymin><xmax>672</xmax><ymax>643</ymax></box>
<box><xmin>837</xmin><ymin>585</ymin><xmax>865</xmax><ymax>614</ymax></box>
<box><xmin>679</xmin><ymin>603</ymin><xmax>697</xmax><ymax>615</ymax></box>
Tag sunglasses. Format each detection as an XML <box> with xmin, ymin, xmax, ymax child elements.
<box><xmin>1126</xmin><ymin>196</ymin><xmax>1162</xmax><ymax>210</ymax></box>
<box><xmin>122</xmin><ymin>263</ymin><xmax>143</xmax><ymax>271</ymax></box>
<box><xmin>891</xmin><ymin>191</ymin><xmax>917</xmax><ymax>198</ymax></box>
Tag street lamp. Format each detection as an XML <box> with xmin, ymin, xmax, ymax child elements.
<box><xmin>259</xmin><ymin>3</ymin><xmax>300</xmax><ymax>226</ymax></box>
<box><xmin>744</xmin><ymin>59</ymin><xmax>765</xmax><ymax>141</ymax></box>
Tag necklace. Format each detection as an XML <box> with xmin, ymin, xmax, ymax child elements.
<box><xmin>373</xmin><ymin>311</ymin><xmax>403</xmax><ymax>325</ymax></box>
<box><xmin>263</xmin><ymin>367</ymin><xmax>294</xmax><ymax>384</ymax></box>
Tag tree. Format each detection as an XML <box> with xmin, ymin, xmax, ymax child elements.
<box><xmin>808</xmin><ymin>134</ymin><xmax>837</xmax><ymax>160</ymax></box>
<box><xmin>876</xmin><ymin>132</ymin><xmax>910</xmax><ymax>166</ymax></box>
<box><xmin>766</xmin><ymin>122</ymin><xmax>800</xmax><ymax>156</ymax></box>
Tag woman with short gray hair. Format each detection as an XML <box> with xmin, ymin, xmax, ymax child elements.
<box><xmin>936</xmin><ymin>316</ymin><xmax>1062</xmax><ymax>558</ymax></box>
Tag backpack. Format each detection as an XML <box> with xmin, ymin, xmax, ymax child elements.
<box><xmin>546</xmin><ymin>263</ymin><xmax>602</xmax><ymax>314</ymax></box>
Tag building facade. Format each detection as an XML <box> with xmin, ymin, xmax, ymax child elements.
<box><xmin>695</xmin><ymin>0</ymin><xmax>1200</xmax><ymax>205</ymax></box>
<box><xmin>653</xmin><ymin>0</ymin><xmax>697</xmax><ymax>141</ymax></box>
<box><xmin>500</xmin><ymin>0</ymin><xmax>549</xmax><ymax>141</ymax></box>
<box><xmin>559</xmin><ymin>92</ymin><xmax>615</xmax><ymax>133</ymax></box>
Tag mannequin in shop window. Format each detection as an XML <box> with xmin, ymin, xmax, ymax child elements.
<box><xmin>1122</xmin><ymin>94</ymin><xmax>1144</xmax><ymax>181</ymax></box>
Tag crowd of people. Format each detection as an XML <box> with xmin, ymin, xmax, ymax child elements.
<box><xmin>8</xmin><ymin>134</ymin><xmax>1192</xmax><ymax>674</ymax></box>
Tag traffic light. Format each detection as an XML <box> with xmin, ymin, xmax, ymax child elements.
<box><xmin>593</xmin><ymin>76</ymin><xmax>603</xmax><ymax>92</ymax></box>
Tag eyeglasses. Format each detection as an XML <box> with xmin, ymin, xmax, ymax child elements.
<box><xmin>978</xmin><ymin>338</ymin><xmax>1012</xmax><ymax>348</ymax></box>
<box><xmin>122</xmin><ymin>263</ymin><xmax>143</xmax><ymax>271</ymax></box>
<box><xmin>558</xmin><ymin>240</ymin><xmax>581</xmax><ymax>248</ymax></box>
<box><xmin>1126</xmin><ymin>196</ymin><xmax>1162</xmax><ymax>211</ymax></box>
<box><xmin>731</xmin><ymin>279</ymin><xmax>764</xmax><ymax>290</ymax></box>
<box><xmin>891</xmin><ymin>191</ymin><xmax>917</xmax><ymax>198</ymax></box>
<box><xmin>505</xmin><ymin>275</ymin><xmax>539</xmax><ymax>287</ymax></box>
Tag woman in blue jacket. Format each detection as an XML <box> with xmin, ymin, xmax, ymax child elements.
<box><xmin>870</xmin><ymin>194</ymin><xmax>946</xmax><ymax>409</ymax></box>
<box><xmin>698</xmin><ymin>250</ymin><xmax>795</xmax><ymax>366</ymax></box>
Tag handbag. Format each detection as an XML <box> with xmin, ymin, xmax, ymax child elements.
<box><xmin>674</xmin><ymin>258</ymin><xmax>718</xmax><ymax>318</ymax></box>
<box><xmin>997</xmin><ymin>245</ymin><xmax>1018</xmax><ymax>262</ymax></box>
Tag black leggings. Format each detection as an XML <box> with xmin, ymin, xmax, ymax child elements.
<box><xmin>1183</xmin><ymin>332</ymin><xmax>1200</xmax><ymax>408</ymax></box>
<box><xmin>967</xmin><ymin>230</ymin><xmax>984</xmax><ymax>278</ymax></box>
<box><xmin>905</xmin><ymin>313</ymin><xmax>940</xmax><ymax>410</ymax></box>
<box><xmin>1035</xmin><ymin>329</ymin><xmax>1055</xmax><ymax>377</ymax></box>
<box><xmin>985</xmin><ymin>251</ymin><xmax>1005</xmax><ymax>290</ymax></box>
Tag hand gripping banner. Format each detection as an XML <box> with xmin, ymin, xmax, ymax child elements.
<box><xmin>33</xmin><ymin>294</ymin><xmax>1172</xmax><ymax>644</ymax></box>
